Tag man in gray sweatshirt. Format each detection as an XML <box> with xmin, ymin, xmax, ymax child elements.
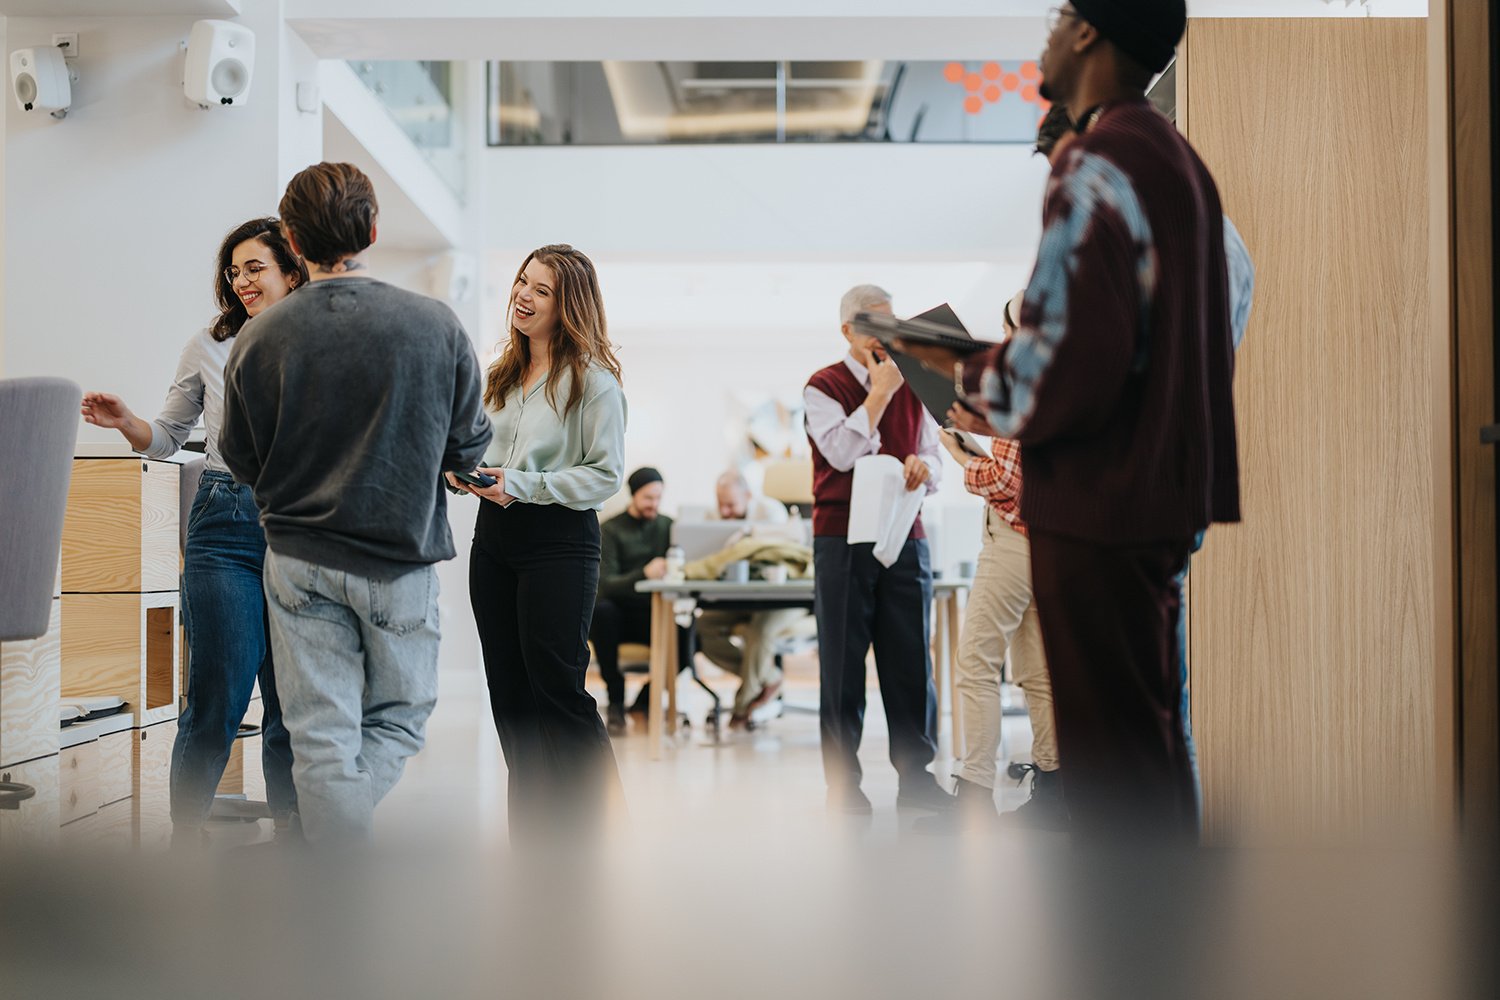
<box><xmin>220</xmin><ymin>162</ymin><xmax>491</xmax><ymax>844</ymax></box>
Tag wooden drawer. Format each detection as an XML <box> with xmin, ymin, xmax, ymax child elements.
<box><xmin>59</xmin><ymin>798</ymin><xmax>133</xmax><ymax>851</ymax></box>
<box><xmin>59</xmin><ymin>740</ymin><xmax>101</xmax><ymax>826</ymax></box>
<box><xmin>0</xmin><ymin>598</ymin><xmax>61</xmax><ymax>768</ymax></box>
<box><xmin>0</xmin><ymin>755</ymin><xmax>60</xmax><ymax>849</ymax></box>
<box><xmin>98</xmin><ymin>730</ymin><xmax>134</xmax><ymax>805</ymax></box>
<box><xmin>60</xmin><ymin>458</ymin><xmax>179</xmax><ymax>594</ymax></box>
<box><xmin>133</xmin><ymin>719</ymin><xmax>176</xmax><ymax>849</ymax></box>
<box><xmin>61</xmin><ymin>591</ymin><xmax>180</xmax><ymax>728</ymax></box>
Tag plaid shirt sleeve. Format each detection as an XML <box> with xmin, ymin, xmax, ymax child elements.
<box><xmin>963</xmin><ymin>437</ymin><xmax>1022</xmax><ymax>503</ymax></box>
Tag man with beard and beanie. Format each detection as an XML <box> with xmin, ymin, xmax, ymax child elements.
<box><xmin>903</xmin><ymin>0</ymin><xmax>1240</xmax><ymax>843</ymax></box>
<box><xmin>591</xmin><ymin>466</ymin><xmax>696</xmax><ymax>734</ymax></box>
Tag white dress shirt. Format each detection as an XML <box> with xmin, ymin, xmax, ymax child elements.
<box><xmin>803</xmin><ymin>353</ymin><xmax>941</xmax><ymax>494</ymax></box>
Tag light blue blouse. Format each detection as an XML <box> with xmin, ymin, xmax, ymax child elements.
<box><xmin>482</xmin><ymin>365</ymin><xmax>627</xmax><ymax>511</ymax></box>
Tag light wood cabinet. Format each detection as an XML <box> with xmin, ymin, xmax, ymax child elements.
<box><xmin>0</xmin><ymin>755</ymin><xmax>60</xmax><ymax>848</ymax></box>
<box><xmin>61</xmin><ymin>591</ymin><xmax>180</xmax><ymax>729</ymax></box>
<box><xmin>0</xmin><ymin>598</ymin><xmax>61</xmax><ymax>769</ymax></box>
<box><xmin>60</xmin><ymin>458</ymin><xmax>180</xmax><ymax>594</ymax></box>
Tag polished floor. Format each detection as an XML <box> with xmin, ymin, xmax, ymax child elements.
<box><xmin>377</xmin><ymin>650</ymin><xmax>1042</xmax><ymax>845</ymax></box>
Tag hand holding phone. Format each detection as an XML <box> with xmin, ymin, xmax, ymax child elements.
<box><xmin>450</xmin><ymin>470</ymin><xmax>498</xmax><ymax>489</ymax></box>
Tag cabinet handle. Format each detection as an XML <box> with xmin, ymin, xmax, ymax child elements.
<box><xmin>0</xmin><ymin>782</ymin><xmax>37</xmax><ymax>811</ymax></box>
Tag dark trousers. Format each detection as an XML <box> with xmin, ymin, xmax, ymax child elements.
<box><xmin>470</xmin><ymin>501</ymin><xmax>621</xmax><ymax>838</ymax></box>
<box><xmin>813</xmin><ymin>536</ymin><xmax>937</xmax><ymax>789</ymax></box>
<box><xmin>1028</xmin><ymin>529</ymin><xmax>1198</xmax><ymax>843</ymax></box>
<box><xmin>590</xmin><ymin>596</ymin><xmax>694</xmax><ymax>709</ymax></box>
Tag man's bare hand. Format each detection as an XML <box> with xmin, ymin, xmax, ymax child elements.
<box><xmin>864</xmin><ymin>349</ymin><xmax>904</xmax><ymax>398</ymax></box>
<box><xmin>644</xmin><ymin>557</ymin><xmax>668</xmax><ymax>581</ymax></box>
<box><xmin>902</xmin><ymin>455</ymin><xmax>931</xmax><ymax>492</ymax></box>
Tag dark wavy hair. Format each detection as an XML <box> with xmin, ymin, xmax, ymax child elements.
<box><xmin>209</xmin><ymin>217</ymin><xmax>308</xmax><ymax>342</ymax></box>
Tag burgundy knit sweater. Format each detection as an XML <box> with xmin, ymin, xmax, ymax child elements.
<box><xmin>960</xmin><ymin>98</ymin><xmax>1240</xmax><ymax>545</ymax></box>
<box><xmin>806</xmin><ymin>362</ymin><xmax>928</xmax><ymax>541</ymax></box>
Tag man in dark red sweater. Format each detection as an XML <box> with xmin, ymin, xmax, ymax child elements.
<box><xmin>805</xmin><ymin>285</ymin><xmax>952</xmax><ymax>817</ymax></box>
<box><xmin>904</xmin><ymin>0</ymin><xmax>1239</xmax><ymax>842</ymax></box>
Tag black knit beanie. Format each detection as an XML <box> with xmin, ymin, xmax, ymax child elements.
<box><xmin>1069</xmin><ymin>0</ymin><xmax>1186</xmax><ymax>75</ymax></box>
<box><xmin>628</xmin><ymin>467</ymin><xmax>663</xmax><ymax>495</ymax></box>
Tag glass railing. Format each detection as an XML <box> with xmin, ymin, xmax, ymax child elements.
<box><xmin>486</xmin><ymin>60</ymin><xmax>1056</xmax><ymax>147</ymax></box>
<box><xmin>348</xmin><ymin>60</ymin><xmax>467</xmax><ymax>200</ymax></box>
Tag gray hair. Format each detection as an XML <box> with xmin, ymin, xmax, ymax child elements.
<box><xmin>839</xmin><ymin>284</ymin><xmax>891</xmax><ymax>327</ymax></box>
<box><xmin>716</xmin><ymin>470</ymin><xmax>750</xmax><ymax>495</ymax></box>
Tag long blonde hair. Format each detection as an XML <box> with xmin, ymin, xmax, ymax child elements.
<box><xmin>484</xmin><ymin>244</ymin><xmax>622</xmax><ymax>415</ymax></box>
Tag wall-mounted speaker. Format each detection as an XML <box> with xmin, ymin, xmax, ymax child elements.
<box><xmin>10</xmin><ymin>46</ymin><xmax>72</xmax><ymax>117</ymax></box>
<box><xmin>183</xmin><ymin>20</ymin><xmax>254</xmax><ymax>108</ymax></box>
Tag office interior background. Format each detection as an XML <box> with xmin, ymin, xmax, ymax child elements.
<box><xmin>0</xmin><ymin>1</ymin><xmax>1495</xmax><ymax>997</ymax></box>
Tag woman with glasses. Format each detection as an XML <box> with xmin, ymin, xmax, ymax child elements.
<box><xmin>82</xmin><ymin>217</ymin><xmax>308</xmax><ymax>845</ymax></box>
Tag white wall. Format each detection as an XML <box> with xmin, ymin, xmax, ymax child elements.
<box><xmin>1</xmin><ymin>4</ymin><xmax>319</xmax><ymax>426</ymax></box>
<box><xmin>483</xmin><ymin>142</ymin><xmax>1049</xmax><ymax>570</ymax></box>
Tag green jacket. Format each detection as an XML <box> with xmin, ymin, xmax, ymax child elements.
<box><xmin>598</xmin><ymin>510</ymin><xmax>673</xmax><ymax>602</ymax></box>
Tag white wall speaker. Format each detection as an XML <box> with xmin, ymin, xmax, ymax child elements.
<box><xmin>183</xmin><ymin>20</ymin><xmax>254</xmax><ymax>108</ymax></box>
<box><xmin>10</xmin><ymin>46</ymin><xmax>72</xmax><ymax>117</ymax></box>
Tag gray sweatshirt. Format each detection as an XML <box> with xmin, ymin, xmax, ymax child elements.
<box><xmin>220</xmin><ymin>277</ymin><xmax>492</xmax><ymax>579</ymax></box>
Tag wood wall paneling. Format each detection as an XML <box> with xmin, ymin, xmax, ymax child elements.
<box><xmin>0</xmin><ymin>598</ymin><xmax>61</xmax><ymax>769</ymax></box>
<box><xmin>1183</xmin><ymin>18</ymin><xmax>1440</xmax><ymax>841</ymax></box>
<box><xmin>1448</xmin><ymin>0</ymin><xmax>1499</xmax><ymax>839</ymax></box>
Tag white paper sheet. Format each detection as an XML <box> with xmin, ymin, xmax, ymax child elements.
<box><xmin>848</xmin><ymin>455</ymin><xmax>925</xmax><ymax>567</ymax></box>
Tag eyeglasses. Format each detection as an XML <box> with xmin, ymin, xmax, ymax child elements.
<box><xmin>1046</xmin><ymin>6</ymin><xmax>1082</xmax><ymax>33</ymax></box>
<box><xmin>223</xmin><ymin>261</ymin><xmax>271</xmax><ymax>286</ymax></box>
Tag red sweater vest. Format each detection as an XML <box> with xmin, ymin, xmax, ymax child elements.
<box><xmin>806</xmin><ymin>361</ymin><xmax>927</xmax><ymax>541</ymax></box>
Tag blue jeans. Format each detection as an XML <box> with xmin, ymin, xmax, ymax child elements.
<box><xmin>171</xmin><ymin>471</ymin><xmax>296</xmax><ymax>827</ymax></box>
<box><xmin>262</xmin><ymin>549</ymin><xmax>441</xmax><ymax>844</ymax></box>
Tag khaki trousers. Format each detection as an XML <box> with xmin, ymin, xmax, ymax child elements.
<box><xmin>697</xmin><ymin>608</ymin><xmax>808</xmax><ymax>715</ymax></box>
<box><xmin>955</xmin><ymin>509</ymin><xmax>1057</xmax><ymax>787</ymax></box>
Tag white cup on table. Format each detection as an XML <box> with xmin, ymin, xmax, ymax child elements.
<box><xmin>761</xmin><ymin>564</ymin><xmax>789</xmax><ymax>585</ymax></box>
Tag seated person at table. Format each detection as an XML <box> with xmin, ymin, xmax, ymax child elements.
<box><xmin>707</xmin><ymin>469</ymin><xmax>790</xmax><ymax>524</ymax></box>
<box><xmin>591</xmin><ymin>467</ymin><xmax>694</xmax><ymax>735</ymax></box>
<box><xmin>694</xmin><ymin>470</ymin><xmax>809</xmax><ymax>729</ymax></box>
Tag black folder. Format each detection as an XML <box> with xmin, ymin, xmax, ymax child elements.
<box><xmin>857</xmin><ymin>304</ymin><xmax>998</xmax><ymax>427</ymax></box>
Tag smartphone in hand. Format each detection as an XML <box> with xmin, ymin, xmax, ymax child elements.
<box><xmin>451</xmin><ymin>470</ymin><xmax>498</xmax><ymax>489</ymax></box>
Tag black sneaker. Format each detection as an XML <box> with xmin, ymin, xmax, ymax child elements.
<box><xmin>606</xmin><ymin>703</ymin><xmax>626</xmax><ymax>737</ymax></box>
<box><xmin>1003</xmin><ymin>763</ymin><xmax>1069</xmax><ymax>832</ymax></box>
<box><xmin>896</xmin><ymin>776</ymin><xmax>957</xmax><ymax>812</ymax></box>
<box><xmin>912</xmin><ymin>776</ymin><xmax>998</xmax><ymax>834</ymax></box>
<box><xmin>827</xmin><ymin>785</ymin><xmax>874</xmax><ymax>816</ymax></box>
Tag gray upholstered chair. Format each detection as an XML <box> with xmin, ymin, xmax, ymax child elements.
<box><xmin>0</xmin><ymin>377</ymin><xmax>81</xmax><ymax>642</ymax></box>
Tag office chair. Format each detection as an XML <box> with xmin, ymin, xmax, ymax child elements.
<box><xmin>0</xmin><ymin>377</ymin><xmax>81</xmax><ymax>812</ymax></box>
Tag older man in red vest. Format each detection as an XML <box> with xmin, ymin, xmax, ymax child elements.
<box><xmin>804</xmin><ymin>285</ymin><xmax>953</xmax><ymax>817</ymax></box>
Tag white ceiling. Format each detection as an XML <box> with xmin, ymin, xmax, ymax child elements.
<box><xmin>322</xmin><ymin>108</ymin><xmax>453</xmax><ymax>252</ymax></box>
<box><xmin>0</xmin><ymin>0</ymin><xmax>240</xmax><ymax>14</ymax></box>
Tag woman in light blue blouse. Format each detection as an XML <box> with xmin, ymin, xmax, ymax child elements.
<box><xmin>81</xmin><ymin>218</ymin><xmax>307</xmax><ymax>842</ymax></box>
<box><xmin>447</xmin><ymin>243</ymin><xmax>627</xmax><ymax>839</ymax></box>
